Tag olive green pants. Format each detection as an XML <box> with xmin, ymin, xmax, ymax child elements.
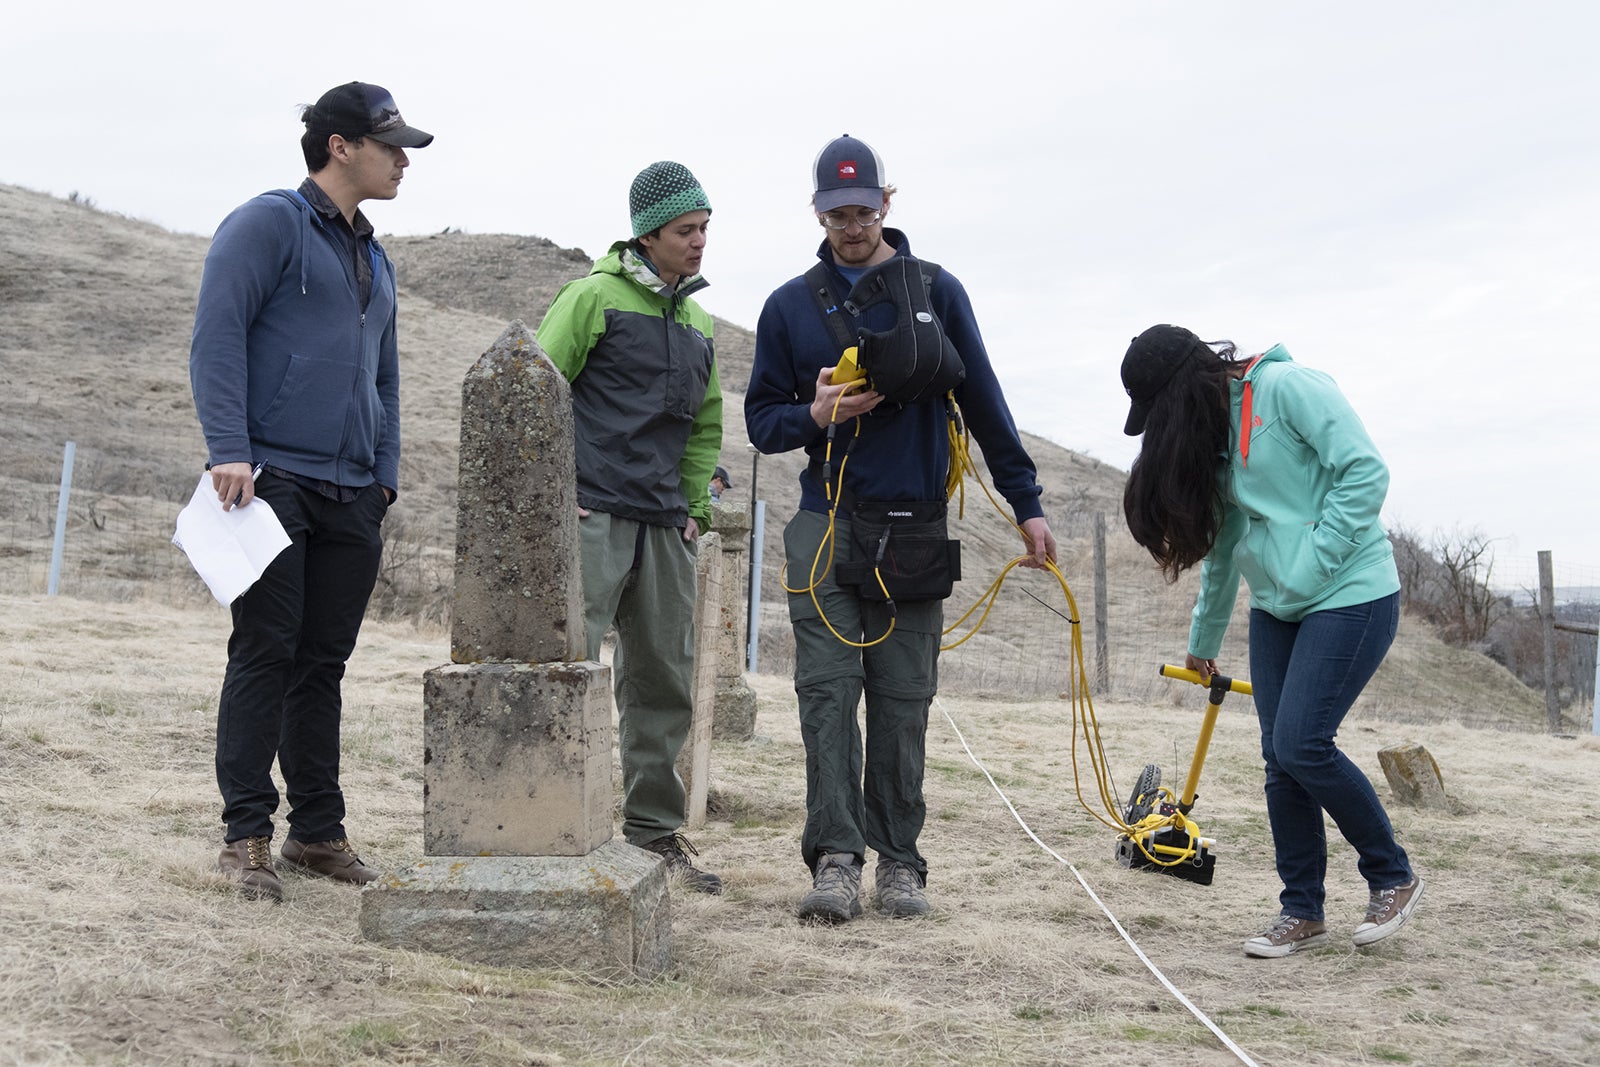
<box><xmin>580</xmin><ymin>511</ymin><xmax>698</xmax><ymax>846</ymax></box>
<box><xmin>784</xmin><ymin>509</ymin><xmax>942</xmax><ymax>881</ymax></box>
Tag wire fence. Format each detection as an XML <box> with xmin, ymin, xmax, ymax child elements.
<box><xmin>1493</xmin><ymin>555</ymin><xmax>1600</xmax><ymax>612</ymax></box>
<box><xmin>0</xmin><ymin>443</ymin><xmax>456</xmax><ymax>622</ymax></box>
<box><xmin>6</xmin><ymin>442</ymin><xmax>1596</xmax><ymax>723</ymax></box>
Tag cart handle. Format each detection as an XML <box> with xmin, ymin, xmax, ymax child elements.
<box><xmin>1159</xmin><ymin>664</ymin><xmax>1253</xmax><ymax>698</ymax></box>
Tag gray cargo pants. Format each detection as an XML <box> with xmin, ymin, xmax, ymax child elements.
<box><xmin>784</xmin><ymin>509</ymin><xmax>941</xmax><ymax>882</ymax></box>
<box><xmin>580</xmin><ymin>511</ymin><xmax>698</xmax><ymax>846</ymax></box>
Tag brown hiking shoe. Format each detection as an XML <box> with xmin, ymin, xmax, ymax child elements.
<box><xmin>1353</xmin><ymin>875</ymin><xmax>1424</xmax><ymax>947</ymax></box>
<box><xmin>218</xmin><ymin>837</ymin><xmax>282</xmax><ymax>903</ymax></box>
<box><xmin>279</xmin><ymin>837</ymin><xmax>378</xmax><ymax>885</ymax></box>
<box><xmin>1243</xmin><ymin>914</ymin><xmax>1327</xmax><ymax>958</ymax></box>
<box><xmin>641</xmin><ymin>833</ymin><xmax>723</xmax><ymax>895</ymax></box>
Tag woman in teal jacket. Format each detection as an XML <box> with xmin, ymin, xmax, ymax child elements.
<box><xmin>1120</xmin><ymin>324</ymin><xmax>1422</xmax><ymax>959</ymax></box>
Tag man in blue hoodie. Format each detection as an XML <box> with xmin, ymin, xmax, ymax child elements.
<box><xmin>746</xmin><ymin>135</ymin><xmax>1057</xmax><ymax>923</ymax></box>
<box><xmin>189</xmin><ymin>82</ymin><xmax>432</xmax><ymax>903</ymax></box>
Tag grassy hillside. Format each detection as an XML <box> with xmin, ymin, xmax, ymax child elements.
<box><xmin>0</xmin><ymin>183</ymin><xmax>1553</xmax><ymax>725</ymax></box>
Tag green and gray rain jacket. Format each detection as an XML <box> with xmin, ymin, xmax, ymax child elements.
<box><xmin>537</xmin><ymin>243</ymin><xmax>723</xmax><ymax>531</ymax></box>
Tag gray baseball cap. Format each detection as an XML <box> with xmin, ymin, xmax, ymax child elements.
<box><xmin>813</xmin><ymin>134</ymin><xmax>885</xmax><ymax>212</ymax></box>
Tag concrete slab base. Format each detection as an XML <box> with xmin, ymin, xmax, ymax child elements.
<box><xmin>358</xmin><ymin>840</ymin><xmax>671</xmax><ymax>977</ymax></box>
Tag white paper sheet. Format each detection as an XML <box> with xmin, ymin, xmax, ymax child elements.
<box><xmin>171</xmin><ymin>471</ymin><xmax>292</xmax><ymax>605</ymax></box>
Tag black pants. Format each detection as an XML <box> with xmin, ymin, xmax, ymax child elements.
<box><xmin>215</xmin><ymin>472</ymin><xmax>386</xmax><ymax>843</ymax></box>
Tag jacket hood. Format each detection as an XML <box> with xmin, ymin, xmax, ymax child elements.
<box><xmin>265</xmin><ymin>188</ymin><xmax>316</xmax><ymax>294</ymax></box>
<box><xmin>598</xmin><ymin>240</ymin><xmax>709</xmax><ymax>300</ymax></box>
<box><xmin>1240</xmin><ymin>343</ymin><xmax>1292</xmax><ymax>382</ymax></box>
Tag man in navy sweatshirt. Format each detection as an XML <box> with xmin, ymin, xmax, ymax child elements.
<box><xmin>189</xmin><ymin>82</ymin><xmax>432</xmax><ymax>903</ymax></box>
<box><xmin>746</xmin><ymin>134</ymin><xmax>1057</xmax><ymax>924</ymax></box>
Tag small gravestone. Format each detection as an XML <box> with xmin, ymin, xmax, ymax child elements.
<box><xmin>1377</xmin><ymin>741</ymin><xmax>1450</xmax><ymax>811</ymax></box>
<box><xmin>709</xmin><ymin>499</ymin><xmax>757</xmax><ymax>740</ymax></box>
<box><xmin>360</xmin><ymin>321</ymin><xmax>670</xmax><ymax>976</ymax></box>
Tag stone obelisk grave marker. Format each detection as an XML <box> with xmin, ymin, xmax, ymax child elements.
<box><xmin>360</xmin><ymin>321</ymin><xmax>670</xmax><ymax>976</ymax></box>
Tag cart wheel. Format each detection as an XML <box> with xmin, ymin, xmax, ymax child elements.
<box><xmin>1124</xmin><ymin>763</ymin><xmax>1162</xmax><ymax>824</ymax></box>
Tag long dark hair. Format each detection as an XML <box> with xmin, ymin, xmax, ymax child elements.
<box><xmin>1122</xmin><ymin>339</ymin><xmax>1240</xmax><ymax>580</ymax></box>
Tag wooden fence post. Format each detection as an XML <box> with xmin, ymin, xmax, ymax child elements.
<box><xmin>1538</xmin><ymin>550</ymin><xmax>1560</xmax><ymax>732</ymax></box>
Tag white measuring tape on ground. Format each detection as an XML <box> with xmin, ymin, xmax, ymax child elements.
<box><xmin>936</xmin><ymin>697</ymin><xmax>1262</xmax><ymax>1067</ymax></box>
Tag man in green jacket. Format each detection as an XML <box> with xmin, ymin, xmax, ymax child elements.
<box><xmin>536</xmin><ymin>161</ymin><xmax>723</xmax><ymax>893</ymax></box>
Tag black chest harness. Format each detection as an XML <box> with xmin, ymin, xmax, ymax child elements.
<box><xmin>804</xmin><ymin>255</ymin><xmax>966</xmax><ymax>405</ymax></box>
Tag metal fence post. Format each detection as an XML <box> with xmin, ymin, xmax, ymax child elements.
<box><xmin>747</xmin><ymin>500</ymin><xmax>766</xmax><ymax>674</ymax></box>
<box><xmin>48</xmin><ymin>441</ymin><xmax>76</xmax><ymax>596</ymax></box>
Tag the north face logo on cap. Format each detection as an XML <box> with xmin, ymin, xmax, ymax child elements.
<box><xmin>838</xmin><ymin>160</ymin><xmax>858</xmax><ymax>180</ymax></box>
<box><xmin>369</xmin><ymin>105</ymin><xmax>405</xmax><ymax>134</ymax></box>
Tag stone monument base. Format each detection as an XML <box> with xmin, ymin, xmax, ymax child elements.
<box><xmin>358</xmin><ymin>840</ymin><xmax>671</xmax><ymax>977</ymax></box>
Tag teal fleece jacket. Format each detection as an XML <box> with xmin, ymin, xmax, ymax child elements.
<box><xmin>1189</xmin><ymin>344</ymin><xmax>1400</xmax><ymax>658</ymax></box>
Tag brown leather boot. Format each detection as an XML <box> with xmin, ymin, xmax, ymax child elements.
<box><xmin>218</xmin><ymin>837</ymin><xmax>283</xmax><ymax>902</ymax></box>
<box><xmin>279</xmin><ymin>837</ymin><xmax>378</xmax><ymax>885</ymax></box>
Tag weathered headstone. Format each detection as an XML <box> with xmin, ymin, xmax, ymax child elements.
<box><xmin>449</xmin><ymin>324</ymin><xmax>585</xmax><ymax>666</ymax></box>
<box><xmin>360</xmin><ymin>321</ymin><xmax>670</xmax><ymax>975</ymax></box>
<box><xmin>1377</xmin><ymin>741</ymin><xmax>1450</xmax><ymax>811</ymax></box>
<box><xmin>709</xmin><ymin>499</ymin><xmax>757</xmax><ymax>740</ymax></box>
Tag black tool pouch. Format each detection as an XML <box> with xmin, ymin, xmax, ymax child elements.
<box><xmin>834</xmin><ymin>500</ymin><xmax>961</xmax><ymax>602</ymax></box>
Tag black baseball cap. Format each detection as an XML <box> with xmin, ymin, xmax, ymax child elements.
<box><xmin>304</xmin><ymin>82</ymin><xmax>434</xmax><ymax>148</ymax></box>
<box><xmin>813</xmin><ymin>134</ymin><xmax>885</xmax><ymax>212</ymax></box>
<box><xmin>712</xmin><ymin>465</ymin><xmax>732</xmax><ymax>487</ymax></box>
<box><xmin>1121</xmin><ymin>325</ymin><xmax>1210</xmax><ymax>436</ymax></box>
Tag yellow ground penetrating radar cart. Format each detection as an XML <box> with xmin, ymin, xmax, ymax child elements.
<box><xmin>1115</xmin><ymin>664</ymin><xmax>1253</xmax><ymax>886</ymax></box>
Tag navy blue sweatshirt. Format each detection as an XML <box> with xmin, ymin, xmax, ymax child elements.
<box><xmin>746</xmin><ymin>230</ymin><xmax>1043</xmax><ymax>522</ymax></box>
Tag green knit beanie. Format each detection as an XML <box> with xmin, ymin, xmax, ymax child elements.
<box><xmin>629</xmin><ymin>161</ymin><xmax>711</xmax><ymax>238</ymax></box>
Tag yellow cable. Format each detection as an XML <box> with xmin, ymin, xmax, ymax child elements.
<box><xmin>786</xmin><ymin>382</ymin><xmax>1195</xmax><ymax>857</ymax></box>
<box><xmin>779</xmin><ymin>385</ymin><xmax>895</xmax><ymax>648</ymax></box>
<box><xmin>932</xmin><ymin>449</ymin><xmax>1205</xmax><ymax>866</ymax></box>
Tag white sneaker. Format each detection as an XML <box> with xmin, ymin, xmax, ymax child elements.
<box><xmin>1243</xmin><ymin>914</ymin><xmax>1328</xmax><ymax>958</ymax></box>
<box><xmin>1353</xmin><ymin>875</ymin><xmax>1423</xmax><ymax>947</ymax></box>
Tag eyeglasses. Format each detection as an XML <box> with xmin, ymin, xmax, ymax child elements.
<box><xmin>819</xmin><ymin>210</ymin><xmax>883</xmax><ymax>230</ymax></box>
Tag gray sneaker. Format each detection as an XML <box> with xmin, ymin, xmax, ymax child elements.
<box><xmin>1353</xmin><ymin>875</ymin><xmax>1424</xmax><ymax>947</ymax></box>
<box><xmin>1243</xmin><ymin>914</ymin><xmax>1327</xmax><ymax>958</ymax></box>
<box><xmin>797</xmin><ymin>852</ymin><xmax>862</xmax><ymax>924</ymax></box>
<box><xmin>874</xmin><ymin>859</ymin><xmax>930</xmax><ymax>918</ymax></box>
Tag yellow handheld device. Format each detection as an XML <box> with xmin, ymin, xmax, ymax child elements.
<box><xmin>831</xmin><ymin>346</ymin><xmax>866</xmax><ymax>387</ymax></box>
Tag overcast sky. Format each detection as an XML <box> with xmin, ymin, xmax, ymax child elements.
<box><xmin>5</xmin><ymin>2</ymin><xmax>1595</xmax><ymax>572</ymax></box>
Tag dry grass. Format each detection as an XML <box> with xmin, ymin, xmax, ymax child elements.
<box><xmin>3</xmin><ymin>594</ymin><xmax>1598</xmax><ymax>1066</ymax></box>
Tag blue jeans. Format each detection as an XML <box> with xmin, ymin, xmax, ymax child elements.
<box><xmin>1248</xmin><ymin>591</ymin><xmax>1411</xmax><ymax>921</ymax></box>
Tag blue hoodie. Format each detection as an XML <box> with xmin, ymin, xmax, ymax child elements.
<box><xmin>189</xmin><ymin>188</ymin><xmax>400</xmax><ymax>492</ymax></box>
<box><xmin>1189</xmin><ymin>345</ymin><xmax>1400</xmax><ymax>657</ymax></box>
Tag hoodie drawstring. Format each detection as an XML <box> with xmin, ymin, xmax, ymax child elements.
<box><xmin>1237</xmin><ymin>357</ymin><xmax>1261</xmax><ymax>467</ymax></box>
